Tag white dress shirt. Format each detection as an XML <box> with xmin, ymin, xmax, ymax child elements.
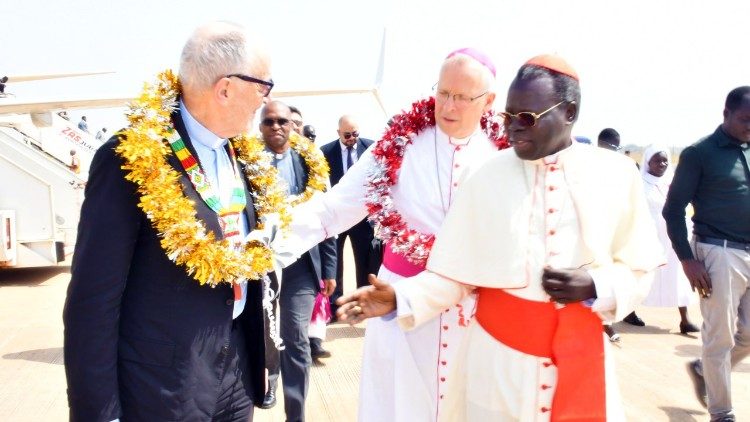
<box><xmin>339</xmin><ymin>140</ymin><xmax>360</xmax><ymax>172</ymax></box>
<box><xmin>180</xmin><ymin>101</ymin><xmax>249</xmax><ymax>319</ymax></box>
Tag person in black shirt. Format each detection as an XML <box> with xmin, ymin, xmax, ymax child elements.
<box><xmin>663</xmin><ymin>86</ymin><xmax>750</xmax><ymax>422</ymax></box>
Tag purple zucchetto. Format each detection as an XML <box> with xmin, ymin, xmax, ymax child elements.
<box><xmin>446</xmin><ymin>47</ymin><xmax>496</xmax><ymax>77</ymax></box>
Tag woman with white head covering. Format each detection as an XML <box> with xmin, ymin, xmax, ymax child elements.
<box><xmin>640</xmin><ymin>144</ymin><xmax>699</xmax><ymax>333</ymax></box>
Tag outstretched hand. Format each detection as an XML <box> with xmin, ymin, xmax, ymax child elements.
<box><xmin>336</xmin><ymin>274</ymin><xmax>396</xmax><ymax>325</ymax></box>
<box><xmin>542</xmin><ymin>266</ymin><xmax>597</xmax><ymax>304</ymax></box>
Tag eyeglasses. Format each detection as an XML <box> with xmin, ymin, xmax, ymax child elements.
<box><xmin>261</xmin><ymin>117</ymin><xmax>291</xmax><ymax>127</ymax></box>
<box><xmin>433</xmin><ymin>83</ymin><xmax>488</xmax><ymax>107</ymax></box>
<box><xmin>499</xmin><ymin>101</ymin><xmax>564</xmax><ymax>128</ymax></box>
<box><xmin>226</xmin><ymin>74</ymin><xmax>274</xmax><ymax>97</ymax></box>
<box><xmin>343</xmin><ymin>131</ymin><xmax>359</xmax><ymax>140</ymax></box>
<box><xmin>291</xmin><ymin>119</ymin><xmax>303</xmax><ymax>128</ymax></box>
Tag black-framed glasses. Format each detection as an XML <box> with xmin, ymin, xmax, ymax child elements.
<box><xmin>432</xmin><ymin>83</ymin><xmax>487</xmax><ymax>107</ymax></box>
<box><xmin>343</xmin><ymin>131</ymin><xmax>359</xmax><ymax>140</ymax></box>
<box><xmin>226</xmin><ymin>74</ymin><xmax>274</xmax><ymax>97</ymax></box>
<box><xmin>291</xmin><ymin>119</ymin><xmax>303</xmax><ymax>128</ymax></box>
<box><xmin>500</xmin><ymin>101</ymin><xmax>564</xmax><ymax>128</ymax></box>
<box><xmin>261</xmin><ymin>117</ymin><xmax>291</xmax><ymax>127</ymax></box>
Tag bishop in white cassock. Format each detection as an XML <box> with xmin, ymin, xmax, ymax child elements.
<box><xmin>337</xmin><ymin>55</ymin><xmax>664</xmax><ymax>421</ymax></box>
<box><xmin>283</xmin><ymin>49</ymin><xmax>502</xmax><ymax>421</ymax></box>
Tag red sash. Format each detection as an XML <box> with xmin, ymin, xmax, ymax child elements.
<box><xmin>381</xmin><ymin>241</ymin><xmax>426</xmax><ymax>277</ymax></box>
<box><xmin>475</xmin><ymin>288</ymin><xmax>606</xmax><ymax>421</ymax></box>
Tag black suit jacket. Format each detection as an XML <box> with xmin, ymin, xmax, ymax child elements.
<box><xmin>63</xmin><ymin>111</ymin><xmax>269</xmax><ymax>422</ymax></box>
<box><xmin>319</xmin><ymin>138</ymin><xmax>374</xmax><ymax>187</ymax></box>
<box><xmin>286</xmin><ymin>149</ymin><xmax>337</xmax><ymax>284</ymax></box>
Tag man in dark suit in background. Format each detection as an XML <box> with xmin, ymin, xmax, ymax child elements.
<box><xmin>319</xmin><ymin>115</ymin><xmax>376</xmax><ymax>315</ymax></box>
<box><xmin>63</xmin><ymin>22</ymin><xmax>275</xmax><ymax>422</ymax></box>
<box><xmin>259</xmin><ymin>101</ymin><xmax>337</xmax><ymax>421</ymax></box>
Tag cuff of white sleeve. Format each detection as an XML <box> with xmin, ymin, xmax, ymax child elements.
<box><xmin>394</xmin><ymin>284</ymin><xmax>416</xmax><ymax>330</ymax></box>
<box><xmin>587</xmin><ymin>268</ymin><xmax>616</xmax><ymax>323</ymax></box>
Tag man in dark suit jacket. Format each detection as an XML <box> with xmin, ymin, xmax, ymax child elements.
<box><xmin>63</xmin><ymin>22</ymin><xmax>276</xmax><ymax>422</ymax></box>
<box><xmin>319</xmin><ymin>115</ymin><xmax>377</xmax><ymax>315</ymax></box>
<box><xmin>258</xmin><ymin>102</ymin><xmax>337</xmax><ymax>421</ymax></box>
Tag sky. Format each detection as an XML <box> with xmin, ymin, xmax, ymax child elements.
<box><xmin>3</xmin><ymin>0</ymin><xmax>749</xmax><ymax>148</ymax></box>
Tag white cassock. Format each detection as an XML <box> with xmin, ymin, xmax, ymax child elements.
<box><xmin>640</xmin><ymin>174</ymin><xmax>694</xmax><ymax>307</ymax></box>
<box><xmin>289</xmin><ymin>125</ymin><xmax>499</xmax><ymax>421</ymax></box>
<box><xmin>393</xmin><ymin>143</ymin><xmax>665</xmax><ymax>421</ymax></box>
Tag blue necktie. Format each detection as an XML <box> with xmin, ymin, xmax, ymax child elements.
<box><xmin>346</xmin><ymin>145</ymin><xmax>354</xmax><ymax>171</ymax></box>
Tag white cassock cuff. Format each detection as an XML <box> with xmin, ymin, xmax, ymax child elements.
<box><xmin>587</xmin><ymin>265</ymin><xmax>655</xmax><ymax>323</ymax></box>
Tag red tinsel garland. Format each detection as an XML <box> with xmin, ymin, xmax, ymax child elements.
<box><xmin>365</xmin><ymin>97</ymin><xmax>509</xmax><ymax>266</ymax></box>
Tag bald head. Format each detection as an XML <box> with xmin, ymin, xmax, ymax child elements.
<box><xmin>261</xmin><ymin>101</ymin><xmax>291</xmax><ymax>120</ymax></box>
<box><xmin>337</xmin><ymin>115</ymin><xmax>360</xmax><ymax>147</ymax></box>
<box><xmin>259</xmin><ymin>101</ymin><xmax>293</xmax><ymax>153</ymax></box>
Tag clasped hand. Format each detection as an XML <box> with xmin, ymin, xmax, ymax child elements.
<box><xmin>541</xmin><ymin>266</ymin><xmax>597</xmax><ymax>304</ymax></box>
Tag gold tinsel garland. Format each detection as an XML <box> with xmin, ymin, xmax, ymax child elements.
<box><xmin>248</xmin><ymin>131</ymin><xmax>330</xmax><ymax>206</ymax></box>
<box><xmin>115</xmin><ymin>70</ymin><xmax>290</xmax><ymax>286</ymax></box>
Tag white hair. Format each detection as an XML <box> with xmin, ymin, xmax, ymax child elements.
<box><xmin>441</xmin><ymin>53</ymin><xmax>496</xmax><ymax>93</ymax></box>
<box><xmin>178</xmin><ymin>21</ymin><xmax>263</xmax><ymax>90</ymax></box>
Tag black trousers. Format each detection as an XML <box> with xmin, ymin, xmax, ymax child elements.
<box><xmin>212</xmin><ymin>319</ymin><xmax>255</xmax><ymax>422</ymax></box>
<box><xmin>268</xmin><ymin>257</ymin><xmax>318</xmax><ymax>422</ymax></box>
<box><xmin>331</xmin><ymin>219</ymin><xmax>376</xmax><ymax>313</ymax></box>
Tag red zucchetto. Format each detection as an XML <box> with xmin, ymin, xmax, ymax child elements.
<box><xmin>525</xmin><ymin>54</ymin><xmax>579</xmax><ymax>81</ymax></box>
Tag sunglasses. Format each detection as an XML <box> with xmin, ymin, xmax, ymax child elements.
<box><xmin>261</xmin><ymin>118</ymin><xmax>291</xmax><ymax>127</ymax></box>
<box><xmin>343</xmin><ymin>131</ymin><xmax>359</xmax><ymax>140</ymax></box>
<box><xmin>500</xmin><ymin>101</ymin><xmax>564</xmax><ymax>128</ymax></box>
<box><xmin>226</xmin><ymin>74</ymin><xmax>274</xmax><ymax>97</ymax></box>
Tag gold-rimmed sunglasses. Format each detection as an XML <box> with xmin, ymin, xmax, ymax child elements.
<box><xmin>500</xmin><ymin>101</ymin><xmax>565</xmax><ymax>128</ymax></box>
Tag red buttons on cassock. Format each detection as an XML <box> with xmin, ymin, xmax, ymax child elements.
<box><xmin>440</xmin><ymin>377</ymin><xmax>446</xmax><ymax>382</ymax></box>
<box><xmin>454</xmin><ymin>163</ymin><xmax>460</xmax><ymax>168</ymax></box>
<box><xmin>453</xmin><ymin>182</ymin><xmax>458</xmax><ymax>187</ymax></box>
<box><xmin>541</xmin><ymin>384</ymin><xmax>551</xmax><ymax>390</ymax></box>
<box><xmin>443</xmin><ymin>325</ymin><xmax>449</xmax><ymax>330</ymax></box>
<box><xmin>226</xmin><ymin>299</ymin><xmax>234</xmax><ymax>306</ymax></box>
<box><xmin>442</xmin><ymin>343</ymin><xmax>448</xmax><ymax>348</ymax></box>
<box><xmin>440</xmin><ymin>395</ymin><xmax>444</xmax><ymax>400</ymax></box>
<box><xmin>548</xmin><ymin>208</ymin><xmax>556</xmax><ymax>214</ymax></box>
<box><xmin>543</xmin><ymin>361</ymin><xmax>553</xmax><ymax>367</ymax></box>
<box><xmin>548</xmin><ymin>229</ymin><xmax>556</xmax><ymax>235</ymax></box>
<box><xmin>541</xmin><ymin>407</ymin><xmax>550</xmax><ymax>413</ymax></box>
<box><xmin>441</xmin><ymin>361</ymin><xmax>447</xmax><ymax>366</ymax></box>
<box><xmin>549</xmin><ymin>166</ymin><xmax>558</xmax><ymax>172</ymax></box>
<box><xmin>548</xmin><ymin>186</ymin><xmax>557</xmax><ymax>191</ymax></box>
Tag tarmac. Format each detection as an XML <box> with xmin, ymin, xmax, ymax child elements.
<box><xmin>1</xmin><ymin>258</ymin><xmax>748</xmax><ymax>421</ymax></box>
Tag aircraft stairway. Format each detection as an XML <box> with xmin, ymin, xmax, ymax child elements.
<box><xmin>0</xmin><ymin>125</ymin><xmax>86</xmax><ymax>267</ymax></box>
